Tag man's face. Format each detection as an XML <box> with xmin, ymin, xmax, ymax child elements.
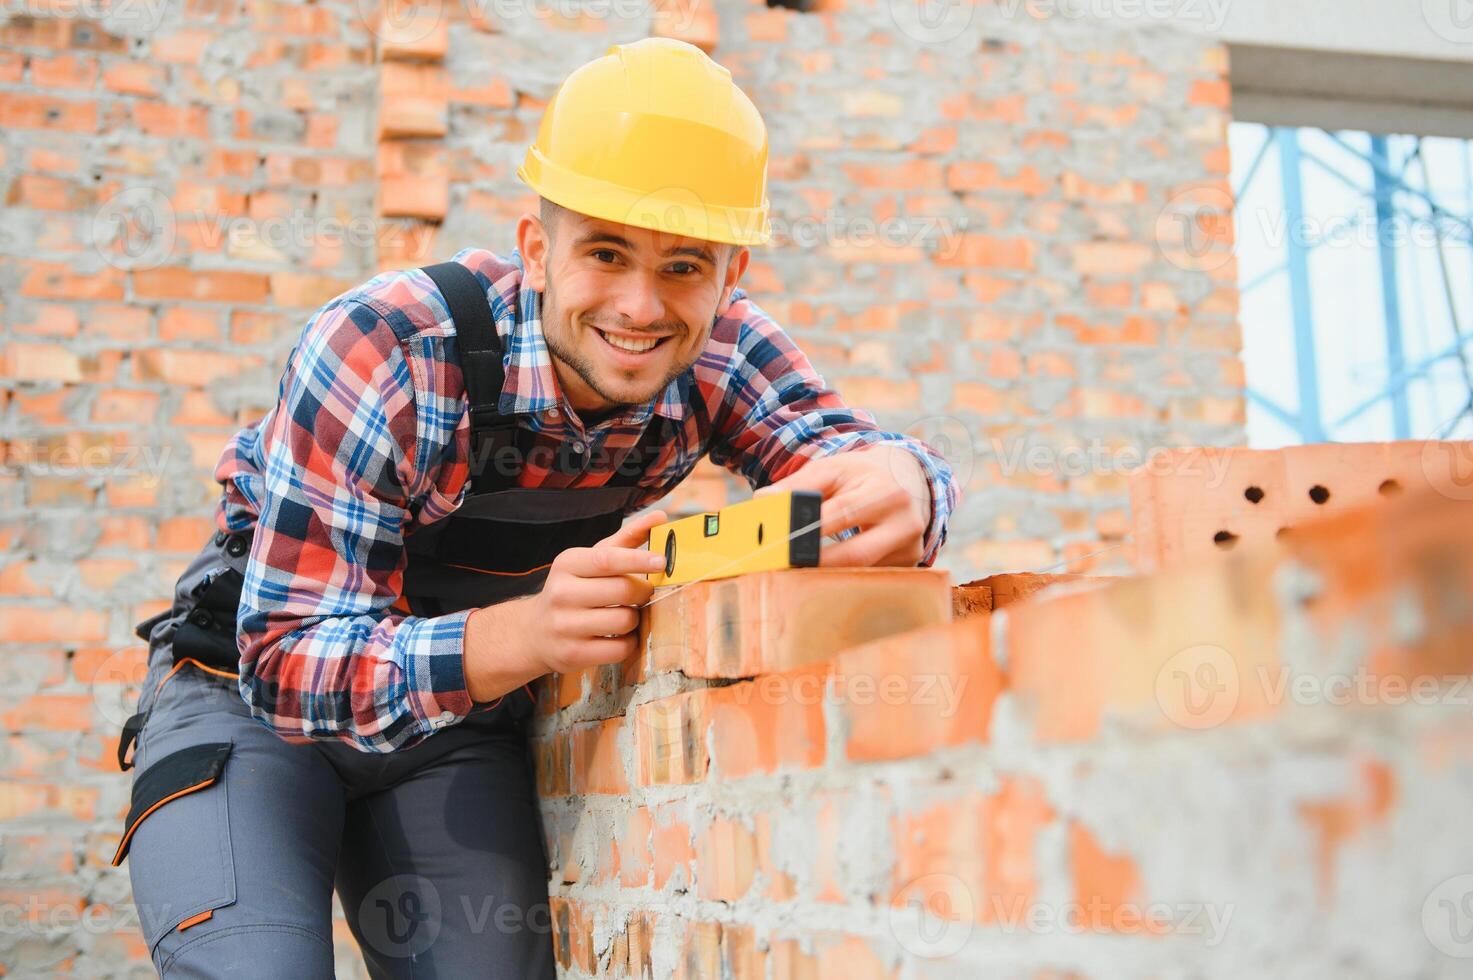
<box><xmin>518</xmin><ymin>206</ymin><xmax>749</xmax><ymax>415</ymax></box>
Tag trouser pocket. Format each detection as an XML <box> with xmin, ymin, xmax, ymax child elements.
<box><xmin>116</xmin><ymin>741</ymin><xmax>239</xmax><ymax>953</ymax></box>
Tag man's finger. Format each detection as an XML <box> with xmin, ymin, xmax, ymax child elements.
<box><xmin>816</xmin><ymin>489</ymin><xmax>891</xmax><ymax>539</ymax></box>
<box><xmin>820</xmin><ymin>522</ymin><xmax>912</xmax><ymax>568</ymax></box>
<box><xmin>562</xmin><ymin>572</ymin><xmax>654</xmax><ymax>609</ymax></box>
<box><xmin>754</xmin><ymin>458</ymin><xmax>842</xmax><ymax>499</ymax></box>
<box><xmin>597</xmin><ymin>508</ymin><xmax>669</xmax><ymax>550</ymax></box>
<box><xmin>564</xmin><ymin>545</ymin><xmax>666</xmax><ymax>578</ymax></box>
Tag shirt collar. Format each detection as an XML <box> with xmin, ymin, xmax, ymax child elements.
<box><xmin>503</xmin><ymin>249</ymin><xmax>689</xmax><ymax>426</ymax></box>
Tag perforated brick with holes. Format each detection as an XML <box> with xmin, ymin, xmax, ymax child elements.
<box><xmin>1126</xmin><ymin>442</ymin><xmax>1452</xmax><ymax>572</ymax></box>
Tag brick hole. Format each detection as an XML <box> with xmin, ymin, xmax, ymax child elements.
<box><xmin>1244</xmin><ymin>486</ymin><xmax>1265</xmax><ymax>504</ymax></box>
<box><xmin>1213</xmin><ymin>530</ymin><xmax>1239</xmax><ymax>550</ymax></box>
<box><xmin>1276</xmin><ymin>527</ymin><xmax>1291</xmax><ymax>539</ymax></box>
<box><xmin>766</xmin><ymin>0</ymin><xmax>814</xmax><ymax>9</ymax></box>
<box><xmin>757</xmin><ymin>523</ymin><xmax>764</xmax><ymax>546</ymax></box>
<box><xmin>1379</xmin><ymin>479</ymin><xmax>1402</xmax><ymax>496</ymax></box>
<box><xmin>1308</xmin><ymin>485</ymin><xmax>1331</xmax><ymax>505</ymax></box>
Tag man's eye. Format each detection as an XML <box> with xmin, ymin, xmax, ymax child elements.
<box><xmin>668</xmin><ymin>262</ymin><xmax>698</xmax><ymax>276</ymax></box>
<box><xmin>591</xmin><ymin>249</ymin><xmax>619</xmax><ymax>263</ymax></box>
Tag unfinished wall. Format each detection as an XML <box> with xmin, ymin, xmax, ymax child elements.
<box><xmin>531</xmin><ymin>469</ymin><xmax>1473</xmax><ymax>978</ymax></box>
<box><xmin>0</xmin><ymin>0</ymin><xmax>1238</xmax><ymax>974</ymax></box>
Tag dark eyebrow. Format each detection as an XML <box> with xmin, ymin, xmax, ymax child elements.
<box><xmin>573</xmin><ymin>231</ymin><xmax>715</xmax><ymax>265</ymax></box>
<box><xmin>666</xmin><ymin>244</ymin><xmax>717</xmax><ymax>264</ymax></box>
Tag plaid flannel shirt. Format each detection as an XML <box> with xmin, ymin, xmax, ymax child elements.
<box><xmin>213</xmin><ymin>247</ymin><xmax>959</xmax><ymax>752</ymax></box>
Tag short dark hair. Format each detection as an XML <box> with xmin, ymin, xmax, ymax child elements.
<box><xmin>539</xmin><ymin>197</ymin><xmax>565</xmax><ymax>243</ymax></box>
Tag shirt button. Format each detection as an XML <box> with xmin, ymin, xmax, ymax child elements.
<box><xmin>433</xmin><ymin>710</ymin><xmax>455</xmax><ymax>728</ymax></box>
<box><xmin>571</xmin><ymin>441</ymin><xmax>586</xmax><ymax>454</ymax></box>
<box><xmin>545</xmin><ymin>407</ymin><xmax>560</xmax><ymax>419</ymax></box>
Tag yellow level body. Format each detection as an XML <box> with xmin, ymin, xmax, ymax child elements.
<box><xmin>647</xmin><ymin>490</ymin><xmax>823</xmax><ymax>587</ymax></box>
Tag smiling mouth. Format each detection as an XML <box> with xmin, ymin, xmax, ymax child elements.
<box><xmin>594</xmin><ymin>328</ymin><xmax>670</xmax><ymax>355</ymax></box>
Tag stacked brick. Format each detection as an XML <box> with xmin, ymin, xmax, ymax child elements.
<box><xmin>532</xmin><ymin>467</ymin><xmax>1473</xmax><ymax>977</ymax></box>
<box><xmin>1</xmin><ymin>2</ymin><xmax>386</xmax><ymax>971</ymax></box>
<box><xmin>3</xmin><ymin>0</ymin><xmax>1250</xmax><ymax>973</ymax></box>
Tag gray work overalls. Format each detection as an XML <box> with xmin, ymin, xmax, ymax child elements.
<box><xmin>112</xmin><ymin>261</ymin><xmax>665</xmax><ymax>978</ymax></box>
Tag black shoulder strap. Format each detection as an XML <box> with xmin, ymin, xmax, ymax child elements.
<box><xmin>420</xmin><ymin>261</ymin><xmax>522</xmax><ymax>494</ymax></box>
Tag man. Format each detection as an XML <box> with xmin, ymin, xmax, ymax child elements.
<box><xmin>114</xmin><ymin>36</ymin><xmax>958</xmax><ymax>978</ymax></box>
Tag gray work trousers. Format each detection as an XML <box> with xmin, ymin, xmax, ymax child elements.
<box><xmin>119</xmin><ymin>531</ymin><xmax>557</xmax><ymax>979</ymax></box>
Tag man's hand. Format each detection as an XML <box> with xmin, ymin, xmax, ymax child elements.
<box><xmin>756</xmin><ymin>444</ymin><xmax>932</xmax><ymax>567</ymax></box>
<box><xmin>465</xmin><ymin>508</ymin><xmax>668</xmax><ymax>702</ymax></box>
<box><xmin>528</xmin><ymin>508</ymin><xmax>668</xmax><ymax>674</ymax></box>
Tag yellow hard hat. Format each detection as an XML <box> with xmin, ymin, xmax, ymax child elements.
<box><xmin>517</xmin><ymin>37</ymin><xmax>772</xmax><ymax>247</ymax></box>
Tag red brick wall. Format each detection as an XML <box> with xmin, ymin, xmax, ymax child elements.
<box><xmin>535</xmin><ymin>475</ymin><xmax>1473</xmax><ymax>977</ymax></box>
<box><xmin>0</xmin><ymin>0</ymin><xmax>1239</xmax><ymax>973</ymax></box>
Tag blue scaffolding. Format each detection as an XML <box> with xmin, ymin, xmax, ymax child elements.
<box><xmin>1234</xmin><ymin>125</ymin><xmax>1473</xmax><ymax>443</ymax></box>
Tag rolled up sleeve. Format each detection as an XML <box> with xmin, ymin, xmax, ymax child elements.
<box><xmin>704</xmin><ymin>301</ymin><xmax>959</xmax><ymax>567</ymax></box>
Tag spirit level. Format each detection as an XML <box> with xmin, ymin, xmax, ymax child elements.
<box><xmin>647</xmin><ymin>490</ymin><xmax>823</xmax><ymax>586</ymax></box>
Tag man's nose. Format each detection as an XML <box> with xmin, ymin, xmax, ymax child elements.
<box><xmin>610</xmin><ymin>270</ymin><xmax>667</xmax><ymax>328</ymax></box>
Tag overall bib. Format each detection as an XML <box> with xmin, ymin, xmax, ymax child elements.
<box><xmin>114</xmin><ymin>261</ymin><xmax>662</xmax><ymax>978</ymax></box>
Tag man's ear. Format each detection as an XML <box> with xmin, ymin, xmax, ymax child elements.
<box><xmin>716</xmin><ymin>245</ymin><xmax>750</xmax><ymax>315</ymax></box>
<box><xmin>517</xmin><ymin>212</ymin><xmax>549</xmax><ymax>291</ymax></box>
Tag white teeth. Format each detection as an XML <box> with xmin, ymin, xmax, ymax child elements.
<box><xmin>600</xmin><ymin>330</ymin><xmax>661</xmax><ymax>353</ymax></box>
